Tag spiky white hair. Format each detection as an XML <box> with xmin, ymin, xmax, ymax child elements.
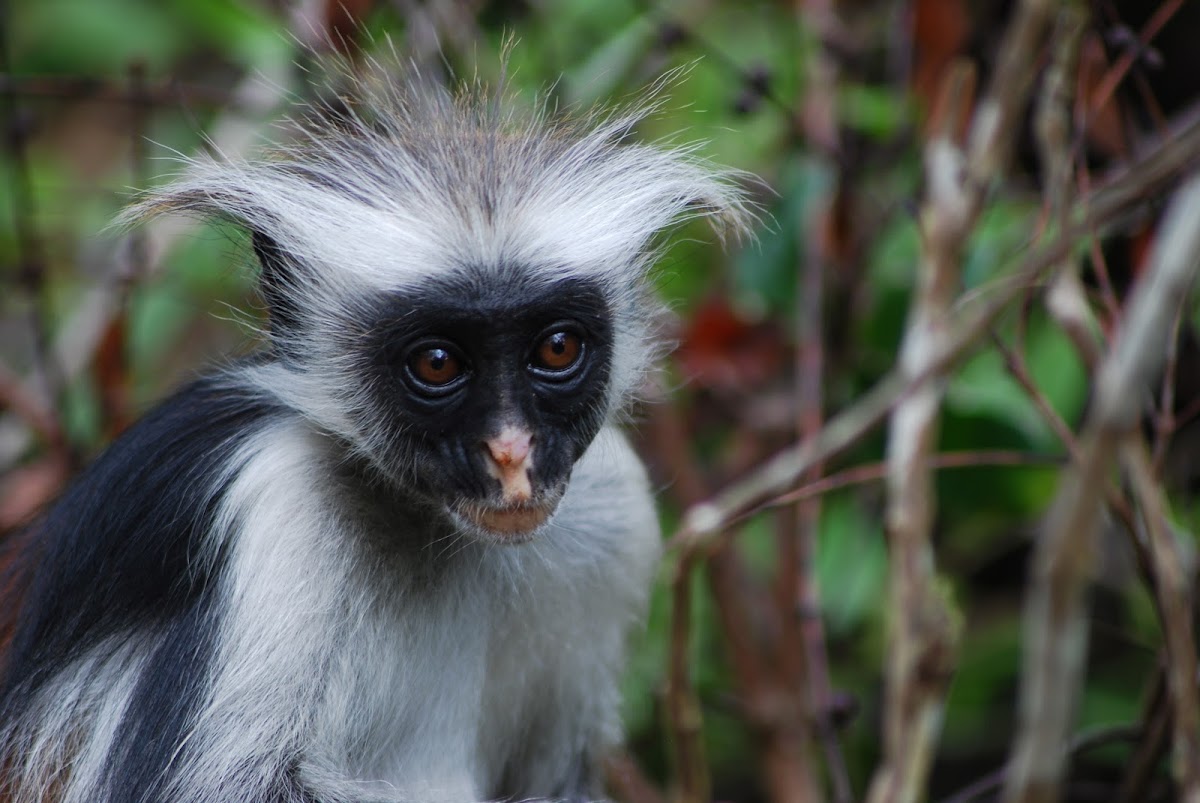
<box><xmin>121</xmin><ymin>67</ymin><xmax>753</xmax><ymax>418</ymax></box>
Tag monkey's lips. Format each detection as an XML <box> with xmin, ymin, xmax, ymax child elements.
<box><xmin>456</xmin><ymin>499</ymin><xmax>560</xmax><ymax>541</ymax></box>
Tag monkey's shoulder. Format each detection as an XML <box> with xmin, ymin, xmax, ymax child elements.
<box><xmin>31</xmin><ymin>370</ymin><xmax>282</xmax><ymax>567</ymax></box>
<box><xmin>1</xmin><ymin>373</ymin><xmax>283</xmax><ymax>690</ymax></box>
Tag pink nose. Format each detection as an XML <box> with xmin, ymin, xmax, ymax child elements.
<box><xmin>483</xmin><ymin>426</ymin><xmax>535</xmax><ymax>503</ymax></box>
<box><xmin>484</xmin><ymin>427</ymin><xmax>532</xmax><ymax>469</ymax></box>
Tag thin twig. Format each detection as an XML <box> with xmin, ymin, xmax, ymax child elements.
<box><xmin>1116</xmin><ymin>662</ymin><xmax>1171</xmax><ymax>803</ymax></box>
<box><xmin>1086</xmin><ymin>0</ymin><xmax>1185</xmax><ymax>119</ymax></box>
<box><xmin>1003</xmin><ymin>173</ymin><xmax>1200</xmax><ymax>803</ymax></box>
<box><xmin>1151</xmin><ymin>301</ymin><xmax>1184</xmax><ymax>475</ymax></box>
<box><xmin>991</xmin><ymin>332</ymin><xmax>1082</xmax><ymax>460</ymax></box>
<box><xmin>939</xmin><ymin>724</ymin><xmax>1144</xmax><ymax>803</ymax></box>
<box><xmin>667</xmin><ymin>451</ymin><xmax>1063</xmax><ymax>546</ymax></box>
<box><xmin>1039</xmin><ymin>6</ymin><xmax>1102</xmax><ymax>372</ymax></box>
<box><xmin>991</xmin><ymin>330</ymin><xmax>1149</xmax><ymax>577</ymax></box>
<box><xmin>776</xmin><ymin>451</ymin><xmax>1058</xmax><ymax>506</ymax></box>
<box><xmin>0</xmin><ymin>72</ymin><xmax>252</xmax><ymax>110</ymax></box>
<box><xmin>1121</xmin><ymin>438</ymin><xmax>1200</xmax><ymax>802</ymax></box>
<box><xmin>647</xmin><ymin>392</ymin><xmax>795</xmax><ymax>803</ymax></box>
<box><xmin>665</xmin><ymin>550</ymin><xmax>708</xmax><ymax>803</ymax></box>
<box><xmin>674</xmin><ymin>104</ymin><xmax>1200</xmax><ymax>554</ymax></box>
<box><xmin>1080</xmin><ymin>210</ymin><xmax>1123</xmax><ymax>330</ymax></box>
<box><xmin>865</xmin><ymin>61</ymin><xmax>978</xmax><ymax>803</ymax></box>
<box><xmin>789</xmin><ymin>0</ymin><xmax>850</xmax><ymax>799</ymax></box>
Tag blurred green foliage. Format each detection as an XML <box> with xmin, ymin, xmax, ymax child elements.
<box><xmin>1</xmin><ymin>1</ymin><xmax>1178</xmax><ymax>800</ymax></box>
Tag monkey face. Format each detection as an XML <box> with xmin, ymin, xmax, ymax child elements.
<box><xmin>350</xmin><ymin>270</ymin><xmax>614</xmax><ymax>543</ymax></box>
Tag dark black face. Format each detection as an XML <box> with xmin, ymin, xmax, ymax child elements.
<box><xmin>352</xmin><ymin>270</ymin><xmax>613</xmax><ymax>541</ymax></box>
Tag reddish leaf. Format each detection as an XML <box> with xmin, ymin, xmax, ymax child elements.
<box><xmin>0</xmin><ymin>454</ymin><xmax>69</xmax><ymax>534</ymax></box>
<box><xmin>94</xmin><ymin>315</ymin><xmax>131</xmax><ymax>439</ymax></box>
<box><xmin>675</xmin><ymin>297</ymin><xmax>788</xmax><ymax>391</ymax></box>
<box><xmin>1128</xmin><ymin>222</ymin><xmax>1156</xmax><ymax>282</ymax></box>
<box><xmin>1079</xmin><ymin>32</ymin><xmax>1130</xmax><ymax>158</ymax></box>
<box><xmin>912</xmin><ymin>0</ymin><xmax>970</xmax><ymax>116</ymax></box>
<box><xmin>324</xmin><ymin>0</ymin><xmax>378</xmax><ymax>54</ymax></box>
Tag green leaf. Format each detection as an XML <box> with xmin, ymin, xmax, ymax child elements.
<box><xmin>563</xmin><ymin>15</ymin><xmax>658</xmax><ymax>106</ymax></box>
<box><xmin>732</xmin><ymin>154</ymin><xmax>832</xmax><ymax>315</ymax></box>
<box><xmin>817</xmin><ymin>496</ymin><xmax>887</xmax><ymax>635</ymax></box>
<box><xmin>13</xmin><ymin>0</ymin><xmax>184</xmax><ymax>74</ymax></box>
<box><xmin>167</xmin><ymin>0</ymin><xmax>292</xmax><ymax>70</ymax></box>
<box><xmin>963</xmin><ymin>201</ymin><xmax>1038</xmax><ymax>288</ymax></box>
<box><xmin>947</xmin><ymin>349</ymin><xmax>1055</xmax><ymax>447</ymax></box>
<box><xmin>1024</xmin><ymin>313</ymin><xmax>1088</xmax><ymax>426</ymax></box>
<box><xmin>839</xmin><ymin>83</ymin><xmax>911</xmax><ymax>139</ymax></box>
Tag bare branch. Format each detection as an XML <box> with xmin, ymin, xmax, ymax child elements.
<box><xmin>1121</xmin><ymin>440</ymin><xmax>1200</xmax><ymax>802</ymax></box>
<box><xmin>864</xmin><ymin>60</ymin><xmax>977</xmax><ymax>803</ymax></box>
<box><xmin>674</xmin><ymin>106</ymin><xmax>1200</xmax><ymax>554</ymax></box>
<box><xmin>1037</xmin><ymin>6</ymin><xmax>1102</xmax><ymax>372</ymax></box>
<box><xmin>1003</xmin><ymin>173</ymin><xmax>1200</xmax><ymax>803</ymax></box>
<box><xmin>785</xmin><ymin>0</ymin><xmax>854</xmax><ymax>798</ymax></box>
<box><xmin>665</xmin><ymin>551</ymin><xmax>708</xmax><ymax>803</ymax></box>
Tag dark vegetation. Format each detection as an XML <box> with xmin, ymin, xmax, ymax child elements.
<box><xmin>4</xmin><ymin>1</ymin><xmax>1200</xmax><ymax>801</ymax></box>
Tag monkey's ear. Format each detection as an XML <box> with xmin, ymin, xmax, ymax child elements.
<box><xmin>251</xmin><ymin>230</ymin><xmax>304</xmax><ymax>344</ymax></box>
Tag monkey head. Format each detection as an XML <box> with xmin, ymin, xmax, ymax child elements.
<box><xmin>348</xmin><ymin>268</ymin><xmax>617</xmax><ymax>542</ymax></box>
<box><xmin>126</xmin><ymin>77</ymin><xmax>750</xmax><ymax>543</ymax></box>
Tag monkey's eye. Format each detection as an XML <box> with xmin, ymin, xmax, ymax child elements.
<box><xmin>406</xmin><ymin>343</ymin><xmax>467</xmax><ymax>391</ymax></box>
<box><xmin>530</xmin><ymin>329</ymin><xmax>584</xmax><ymax>378</ymax></box>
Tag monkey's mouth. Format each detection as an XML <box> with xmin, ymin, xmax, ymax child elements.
<box><xmin>454</xmin><ymin>498</ymin><xmax>561</xmax><ymax>542</ymax></box>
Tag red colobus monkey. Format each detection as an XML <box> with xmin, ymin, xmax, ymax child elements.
<box><xmin>0</xmin><ymin>67</ymin><xmax>749</xmax><ymax>802</ymax></box>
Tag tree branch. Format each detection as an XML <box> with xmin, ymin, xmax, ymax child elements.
<box><xmin>673</xmin><ymin>104</ymin><xmax>1200</xmax><ymax>555</ymax></box>
<box><xmin>1003</xmin><ymin>173</ymin><xmax>1200</xmax><ymax>803</ymax></box>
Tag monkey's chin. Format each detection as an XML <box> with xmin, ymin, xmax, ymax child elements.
<box><xmin>452</xmin><ymin>499</ymin><xmax>560</xmax><ymax>543</ymax></box>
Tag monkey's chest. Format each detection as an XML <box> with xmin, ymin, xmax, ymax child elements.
<box><xmin>308</xmin><ymin>561</ymin><xmax>605</xmax><ymax>800</ymax></box>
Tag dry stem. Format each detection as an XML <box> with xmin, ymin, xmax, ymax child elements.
<box><xmin>1121</xmin><ymin>440</ymin><xmax>1200</xmax><ymax>802</ymax></box>
<box><xmin>1038</xmin><ymin>6</ymin><xmax>1101</xmax><ymax>371</ymax></box>
<box><xmin>1003</xmin><ymin>174</ymin><xmax>1200</xmax><ymax>803</ymax></box>
<box><xmin>1030</xmin><ymin>12</ymin><xmax>1200</xmax><ymax>799</ymax></box>
<box><xmin>863</xmin><ymin>62</ymin><xmax>976</xmax><ymax>803</ymax></box>
<box><xmin>665</xmin><ymin>551</ymin><xmax>708</xmax><ymax>803</ymax></box>
<box><xmin>863</xmin><ymin>3</ymin><xmax>1059</xmax><ymax>791</ymax></box>
<box><xmin>675</xmin><ymin>103</ymin><xmax>1200</xmax><ymax>555</ymax></box>
<box><xmin>786</xmin><ymin>0</ymin><xmax>852</xmax><ymax>799</ymax></box>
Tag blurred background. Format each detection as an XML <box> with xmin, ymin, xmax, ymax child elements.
<box><xmin>3</xmin><ymin>1</ymin><xmax>1200</xmax><ymax>801</ymax></box>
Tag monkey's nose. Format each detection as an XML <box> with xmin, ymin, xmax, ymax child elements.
<box><xmin>485</xmin><ymin>426</ymin><xmax>532</xmax><ymax>467</ymax></box>
<box><xmin>482</xmin><ymin>426</ymin><xmax>535</xmax><ymax>502</ymax></box>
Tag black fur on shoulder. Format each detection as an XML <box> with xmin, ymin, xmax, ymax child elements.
<box><xmin>0</xmin><ymin>374</ymin><xmax>283</xmax><ymax>794</ymax></box>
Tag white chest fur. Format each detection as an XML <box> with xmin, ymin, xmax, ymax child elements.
<box><xmin>184</xmin><ymin>423</ymin><xmax>659</xmax><ymax>802</ymax></box>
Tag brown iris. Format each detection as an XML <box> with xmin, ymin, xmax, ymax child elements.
<box><xmin>409</xmin><ymin>346</ymin><xmax>463</xmax><ymax>386</ymax></box>
<box><xmin>533</xmin><ymin>331</ymin><xmax>582</xmax><ymax>372</ymax></box>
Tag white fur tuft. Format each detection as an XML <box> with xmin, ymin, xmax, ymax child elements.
<box><xmin>119</xmin><ymin>70</ymin><xmax>752</xmax><ymax>418</ymax></box>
